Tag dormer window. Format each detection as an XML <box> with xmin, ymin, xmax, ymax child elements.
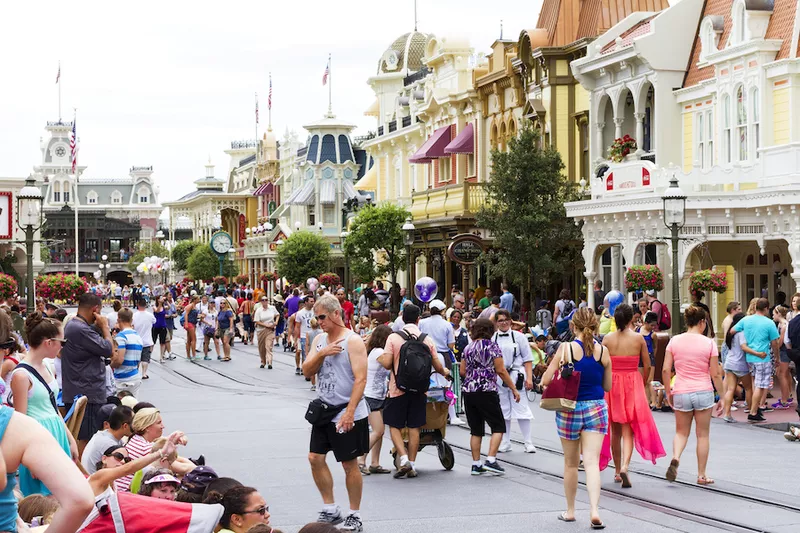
<box><xmin>731</xmin><ymin>1</ymin><xmax>747</xmax><ymax>46</ymax></box>
<box><xmin>699</xmin><ymin>16</ymin><xmax>723</xmax><ymax>59</ymax></box>
<box><xmin>86</xmin><ymin>190</ymin><xmax>98</xmax><ymax>205</ymax></box>
<box><xmin>137</xmin><ymin>185</ymin><xmax>150</xmax><ymax>204</ymax></box>
<box><xmin>111</xmin><ymin>190</ymin><xmax>122</xmax><ymax>204</ymax></box>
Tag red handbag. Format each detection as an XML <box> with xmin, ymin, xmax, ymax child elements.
<box><xmin>540</xmin><ymin>344</ymin><xmax>582</xmax><ymax>412</ymax></box>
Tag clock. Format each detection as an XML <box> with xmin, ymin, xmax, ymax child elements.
<box><xmin>55</xmin><ymin>146</ymin><xmax>66</xmax><ymax>158</ymax></box>
<box><xmin>383</xmin><ymin>50</ymin><xmax>400</xmax><ymax>71</ymax></box>
<box><xmin>210</xmin><ymin>231</ymin><xmax>233</xmax><ymax>255</ymax></box>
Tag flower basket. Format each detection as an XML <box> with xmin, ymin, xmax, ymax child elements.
<box><xmin>0</xmin><ymin>274</ymin><xmax>17</xmax><ymax>300</ymax></box>
<box><xmin>690</xmin><ymin>270</ymin><xmax>728</xmax><ymax>294</ymax></box>
<box><xmin>260</xmin><ymin>272</ymin><xmax>279</xmax><ymax>283</ymax></box>
<box><xmin>609</xmin><ymin>135</ymin><xmax>638</xmax><ymax>163</ymax></box>
<box><xmin>36</xmin><ymin>273</ymin><xmax>88</xmax><ymax>303</ymax></box>
<box><xmin>625</xmin><ymin>265</ymin><xmax>664</xmax><ymax>292</ymax></box>
<box><xmin>213</xmin><ymin>276</ymin><xmax>228</xmax><ymax>287</ymax></box>
<box><xmin>319</xmin><ymin>272</ymin><xmax>340</xmax><ymax>288</ymax></box>
<box><xmin>234</xmin><ymin>274</ymin><xmax>249</xmax><ymax>285</ymax></box>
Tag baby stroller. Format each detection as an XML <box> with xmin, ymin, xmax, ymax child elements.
<box><xmin>77</xmin><ymin>492</ymin><xmax>223</xmax><ymax>533</ymax></box>
<box><xmin>391</xmin><ymin>387</ymin><xmax>455</xmax><ymax>471</ymax></box>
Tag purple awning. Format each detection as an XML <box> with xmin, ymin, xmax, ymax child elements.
<box><xmin>409</xmin><ymin>126</ymin><xmax>452</xmax><ymax>163</ymax></box>
<box><xmin>254</xmin><ymin>182</ymin><xmax>273</xmax><ymax>196</ymax></box>
<box><xmin>444</xmin><ymin>123</ymin><xmax>474</xmax><ymax>154</ymax></box>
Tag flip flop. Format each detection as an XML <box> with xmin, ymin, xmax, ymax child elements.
<box><xmin>666</xmin><ymin>459</ymin><xmax>679</xmax><ymax>482</ymax></box>
<box><xmin>557</xmin><ymin>512</ymin><xmax>575</xmax><ymax>523</ymax></box>
<box><xmin>697</xmin><ymin>476</ymin><xmax>715</xmax><ymax>485</ymax></box>
<box><xmin>620</xmin><ymin>472</ymin><xmax>632</xmax><ymax>489</ymax></box>
<box><xmin>590</xmin><ymin>520</ymin><xmax>606</xmax><ymax>530</ymax></box>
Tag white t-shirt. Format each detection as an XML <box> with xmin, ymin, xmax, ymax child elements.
<box><xmin>296</xmin><ymin>308</ymin><xmax>315</xmax><ymax>337</ymax></box>
<box><xmin>365</xmin><ymin>347</ymin><xmax>390</xmax><ymax>400</ymax></box>
<box><xmin>81</xmin><ymin>429</ymin><xmax>122</xmax><ymax>475</ymax></box>
<box><xmin>133</xmin><ymin>310</ymin><xmax>156</xmax><ymax>348</ymax></box>
<box><xmin>202</xmin><ymin>309</ymin><xmax>218</xmax><ymax>328</ymax></box>
<box><xmin>254</xmin><ymin>305</ymin><xmax>278</xmax><ymax>331</ymax></box>
<box><xmin>107</xmin><ymin>311</ymin><xmax>119</xmax><ymax>331</ymax></box>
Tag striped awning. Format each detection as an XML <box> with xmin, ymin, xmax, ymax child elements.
<box><xmin>343</xmin><ymin>180</ymin><xmax>359</xmax><ymax>200</ymax></box>
<box><xmin>254</xmin><ymin>182</ymin><xmax>273</xmax><ymax>196</ymax></box>
<box><xmin>285</xmin><ymin>181</ymin><xmax>315</xmax><ymax>205</ymax></box>
<box><xmin>319</xmin><ymin>180</ymin><xmax>336</xmax><ymax>205</ymax></box>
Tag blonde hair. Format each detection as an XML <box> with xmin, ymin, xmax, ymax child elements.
<box><xmin>132</xmin><ymin>408</ymin><xmax>160</xmax><ymax>435</ymax></box>
<box><xmin>310</xmin><ymin>318</ymin><xmax>319</xmax><ymax>328</ymax></box>
<box><xmin>746</xmin><ymin>297</ymin><xmax>759</xmax><ymax>316</ymax></box>
<box><xmin>571</xmin><ymin>307</ymin><xmax>599</xmax><ymax>348</ymax></box>
<box><xmin>18</xmin><ymin>494</ymin><xmax>58</xmax><ymax>525</ymax></box>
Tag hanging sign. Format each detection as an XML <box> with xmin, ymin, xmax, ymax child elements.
<box><xmin>447</xmin><ymin>233</ymin><xmax>484</xmax><ymax>265</ymax></box>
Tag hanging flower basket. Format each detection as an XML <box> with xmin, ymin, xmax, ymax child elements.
<box><xmin>0</xmin><ymin>274</ymin><xmax>17</xmax><ymax>300</ymax></box>
<box><xmin>260</xmin><ymin>272</ymin><xmax>279</xmax><ymax>283</ymax></box>
<box><xmin>234</xmin><ymin>274</ymin><xmax>249</xmax><ymax>285</ymax></box>
<box><xmin>36</xmin><ymin>273</ymin><xmax>88</xmax><ymax>303</ymax></box>
<box><xmin>213</xmin><ymin>276</ymin><xmax>228</xmax><ymax>287</ymax></box>
<box><xmin>690</xmin><ymin>270</ymin><xmax>728</xmax><ymax>294</ymax></box>
<box><xmin>609</xmin><ymin>135</ymin><xmax>638</xmax><ymax>162</ymax></box>
<box><xmin>625</xmin><ymin>265</ymin><xmax>664</xmax><ymax>292</ymax></box>
<box><xmin>319</xmin><ymin>272</ymin><xmax>340</xmax><ymax>288</ymax></box>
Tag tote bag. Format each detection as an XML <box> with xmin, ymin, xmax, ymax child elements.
<box><xmin>540</xmin><ymin>344</ymin><xmax>581</xmax><ymax>412</ymax></box>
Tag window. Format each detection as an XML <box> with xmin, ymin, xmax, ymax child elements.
<box><xmin>53</xmin><ymin>182</ymin><xmax>61</xmax><ymax>203</ymax></box>
<box><xmin>439</xmin><ymin>157</ymin><xmax>451</xmax><ymax>182</ymax></box>
<box><xmin>394</xmin><ymin>160</ymin><xmax>403</xmax><ymax>196</ymax></box>
<box><xmin>86</xmin><ymin>191</ymin><xmax>98</xmax><ymax>204</ymax></box>
<box><xmin>467</xmin><ymin>153</ymin><xmax>476</xmax><ymax>178</ymax></box>
<box><xmin>137</xmin><ymin>186</ymin><xmax>150</xmax><ymax>204</ymax></box>
<box><xmin>735</xmin><ymin>3</ymin><xmax>746</xmax><ymax>44</ymax></box>
<box><xmin>63</xmin><ymin>184</ymin><xmax>70</xmax><ymax>204</ymax></box>
<box><xmin>722</xmin><ymin>94</ymin><xmax>732</xmax><ymax>163</ymax></box>
<box><xmin>111</xmin><ymin>190</ymin><xmax>122</xmax><ymax>204</ymax></box>
<box><xmin>323</xmin><ymin>205</ymin><xmax>335</xmax><ymax>225</ymax></box>
<box><xmin>751</xmin><ymin>88</ymin><xmax>760</xmax><ymax>159</ymax></box>
<box><xmin>707</xmin><ymin>109</ymin><xmax>714</xmax><ymax>167</ymax></box>
<box><xmin>308</xmin><ymin>205</ymin><xmax>316</xmax><ymax>226</ymax></box>
<box><xmin>736</xmin><ymin>87</ymin><xmax>747</xmax><ymax>161</ymax></box>
<box><xmin>697</xmin><ymin>113</ymin><xmax>705</xmax><ymax>168</ymax></box>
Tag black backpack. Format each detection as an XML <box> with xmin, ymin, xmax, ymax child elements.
<box><xmin>394</xmin><ymin>331</ymin><xmax>432</xmax><ymax>394</ymax></box>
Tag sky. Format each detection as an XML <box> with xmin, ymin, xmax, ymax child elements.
<box><xmin>0</xmin><ymin>0</ymin><xmax>541</xmax><ymax>205</ymax></box>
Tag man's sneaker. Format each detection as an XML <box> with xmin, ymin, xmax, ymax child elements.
<box><xmin>393</xmin><ymin>463</ymin><xmax>412</xmax><ymax>478</ymax></box>
<box><xmin>748</xmin><ymin>413</ymin><xmax>766</xmax><ymax>422</ymax></box>
<box><xmin>524</xmin><ymin>442</ymin><xmax>537</xmax><ymax>453</ymax></box>
<box><xmin>483</xmin><ymin>460</ymin><xmax>505</xmax><ymax>474</ymax></box>
<box><xmin>310</xmin><ymin>385</ymin><xmax>317</xmax><ymax>391</ymax></box>
<box><xmin>449</xmin><ymin>417</ymin><xmax>465</xmax><ymax>426</ymax></box>
<box><xmin>785</xmin><ymin>430</ymin><xmax>799</xmax><ymax>442</ymax></box>
<box><xmin>497</xmin><ymin>442</ymin><xmax>512</xmax><ymax>453</ymax></box>
<box><xmin>406</xmin><ymin>468</ymin><xmax>418</xmax><ymax>478</ymax></box>
<box><xmin>295</xmin><ymin>368</ymin><xmax>302</xmax><ymax>375</ymax></box>
<box><xmin>762</xmin><ymin>405</ymin><xmax>774</xmax><ymax>413</ymax></box>
<box><xmin>341</xmin><ymin>514</ymin><xmax>364</xmax><ymax>532</ymax></box>
<box><xmin>471</xmin><ymin>464</ymin><xmax>486</xmax><ymax>475</ymax></box>
<box><xmin>317</xmin><ymin>507</ymin><xmax>343</xmax><ymax>525</ymax></box>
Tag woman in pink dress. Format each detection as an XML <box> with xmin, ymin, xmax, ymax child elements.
<box><xmin>601</xmin><ymin>303</ymin><xmax>665</xmax><ymax>487</ymax></box>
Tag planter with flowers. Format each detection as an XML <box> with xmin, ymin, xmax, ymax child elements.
<box><xmin>625</xmin><ymin>265</ymin><xmax>664</xmax><ymax>293</ymax></box>
<box><xmin>690</xmin><ymin>270</ymin><xmax>728</xmax><ymax>294</ymax></box>
<box><xmin>213</xmin><ymin>276</ymin><xmax>228</xmax><ymax>287</ymax></box>
<box><xmin>260</xmin><ymin>272</ymin><xmax>279</xmax><ymax>284</ymax></box>
<box><xmin>234</xmin><ymin>274</ymin><xmax>249</xmax><ymax>285</ymax></box>
<box><xmin>0</xmin><ymin>274</ymin><xmax>17</xmax><ymax>301</ymax></box>
<box><xmin>319</xmin><ymin>272</ymin><xmax>340</xmax><ymax>288</ymax></box>
<box><xmin>609</xmin><ymin>135</ymin><xmax>638</xmax><ymax>162</ymax></box>
<box><xmin>36</xmin><ymin>273</ymin><xmax>88</xmax><ymax>303</ymax></box>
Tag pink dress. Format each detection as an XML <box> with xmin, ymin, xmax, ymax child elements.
<box><xmin>600</xmin><ymin>355</ymin><xmax>665</xmax><ymax>470</ymax></box>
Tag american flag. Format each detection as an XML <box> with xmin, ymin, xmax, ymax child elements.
<box><xmin>322</xmin><ymin>62</ymin><xmax>329</xmax><ymax>85</ymax></box>
<box><xmin>255</xmin><ymin>93</ymin><xmax>259</xmax><ymax>124</ymax></box>
<box><xmin>268</xmin><ymin>76</ymin><xmax>272</xmax><ymax>110</ymax></box>
<box><xmin>55</xmin><ymin>63</ymin><xmax>60</xmax><ymax>84</ymax></box>
<box><xmin>70</xmin><ymin>117</ymin><xmax>77</xmax><ymax>173</ymax></box>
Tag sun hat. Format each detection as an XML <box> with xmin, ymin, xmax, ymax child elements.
<box><xmin>144</xmin><ymin>473</ymin><xmax>180</xmax><ymax>485</ymax></box>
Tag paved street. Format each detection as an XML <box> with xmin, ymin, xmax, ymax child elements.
<box><xmin>132</xmin><ymin>326</ymin><xmax>800</xmax><ymax>533</ymax></box>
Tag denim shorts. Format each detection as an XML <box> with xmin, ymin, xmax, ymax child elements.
<box><xmin>672</xmin><ymin>390</ymin><xmax>715</xmax><ymax>412</ymax></box>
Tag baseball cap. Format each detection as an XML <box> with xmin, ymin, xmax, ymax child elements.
<box><xmin>646</xmin><ymin>289</ymin><xmax>656</xmax><ymax>296</ymax></box>
<box><xmin>181</xmin><ymin>465</ymin><xmax>219</xmax><ymax>494</ymax></box>
<box><xmin>120</xmin><ymin>395</ymin><xmax>138</xmax><ymax>409</ymax></box>
<box><xmin>429</xmin><ymin>299</ymin><xmax>446</xmax><ymax>312</ymax></box>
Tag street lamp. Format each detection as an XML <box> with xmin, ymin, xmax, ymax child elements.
<box><xmin>340</xmin><ymin>231</ymin><xmax>350</xmax><ymax>290</ymax></box>
<box><xmin>17</xmin><ymin>176</ymin><xmax>44</xmax><ymax>313</ymax></box>
<box><xmin>662</xmin><ymin>174</ymin><xmax>686</xmax><ymax>335</ymax></box>
<box><xmin>402</xmin><ymin>217</ymin><xmax>416</xmax><ymax>294</ymax></box>
<box><xmin>99</xmin><ymin>254</ymin><xmax>111</xmax><ymax>284</ymax></box>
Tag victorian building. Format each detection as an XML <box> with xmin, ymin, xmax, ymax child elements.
<box><xmin>566</xmin><ymin>0</ymin><xmax>800</xmax><ymax>331</ymax></box>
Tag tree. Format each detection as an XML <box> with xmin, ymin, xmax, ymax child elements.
<box><xmin>127</xmin><ymin>240</ymin><xmax>170</xmax><ymax>272</ymax></box>
<box><xmin>172</xmin><ymin>240</ymin><xmax>202</xmax><ymax>272</ymax></box>
<box><xmin>344</xmin><ymin>203</ymin><xmax>410</xmax><ymax>317</ymax></box>
<box><xmin>476</xmin><ymin>126</ymin><xmax>583</xmax><ymax>314</ymax></box>
<box><xmin>187</xmin><ymin>246</ymin><xmax>238</xmax><ymax>281</ymax></box>
<box><xmin>275</xmin><ymin>231</ymin><xmax>329</xmax><ymax>285</ymax></box>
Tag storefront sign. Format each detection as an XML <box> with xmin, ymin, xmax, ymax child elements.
<box><xmin>447</xmin><ymin>234</ymin><xmax>484</xmax><ymax>265</ymax></box>
<box><xmin>238</xmin><ymin>214</ymin><xmax>246</xmax><ymax>247</ymax></box>
<box><xmin>0</xmin><ymin>193</ymin><xmax>11</xmax><ymax>240</ymax></box>
<box><xmin>604</xmin><ymin>161</ymin><xmax>655</xmax><ymax>195</ymax></box>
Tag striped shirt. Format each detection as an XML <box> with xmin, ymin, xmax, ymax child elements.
<box><xmin>117</xmin><ymin>435</ymin><xmax>152</xmax><ymax>492</ymax></box>
<box><xmin>114</xmin><ymin>329</ymin><xmax>143</xmax><ymax>382</ymax></box>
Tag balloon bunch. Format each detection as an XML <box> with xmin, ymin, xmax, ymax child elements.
<box><xmin>307</xmin><ymin>277</ymin><xmax>319</xmax><ymax>292</ymax></box>
<box><xmin>136</xmin><ymin>256</ymin><xmax>171</xmax><ymax>275</ymax></box>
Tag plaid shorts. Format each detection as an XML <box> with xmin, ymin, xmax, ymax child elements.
<box><xmin>749</xmin><ymin>360</ymin><xmax>773</xmax><ymax>389</ymax></box>
<box><xmin>555</xmin><ymin>399</ymin><xmax>608</xmax><ymax>441</ymax></box>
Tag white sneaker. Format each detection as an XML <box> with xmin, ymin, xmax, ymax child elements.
<box><xmin>524</xmin><ymin>442</ymin><xmax>537</xmax><ymax>453</ymax></box>
<box><xmin>449</xmin><ymin>417</ymin><xmax>465</xmax><ymax>426</ymax></box>
<box><xmin>731</xmin><ymin>405</ymin><xmax>738</xmax><ymax>411</ymax></box>
<box><xmin>498</xmin><ymin>442</ymin><xmax>512</xmax><ymax>453</ymax></box>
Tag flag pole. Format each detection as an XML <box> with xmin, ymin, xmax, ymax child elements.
<box><xmin>268</xmin><ymin>72</ymin><xmax>272</xmax><ymax>131</ymax></box>
<box><xmin>58</xmin><ymin>61</ymin><xmax>62</xmax><ymax>123</ymax></box>
<box><xmin>73</xmin><ymin>109</ymin><xmax>79</xmax><ymax>276</ymax></box>
<box><xmin>255</xmin><ymin>92</ymin><xmax>258</xmax><ymax>153</ymax></box>
<box><xmin>328</xmin><ymin>54</ymin><xmax>332</xmax><ymax>115</ymax></box>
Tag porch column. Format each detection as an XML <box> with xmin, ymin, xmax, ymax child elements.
<box><xmin>610</xmin><ymin>245</ymin><xmax>622</xmax><ymax>292</ymax></box>
<box><xmin>595</xmin><ymin>122</ymin><xmax>605</xmax><ymax>160</ymax></box>
<box><xmin>788</xmin><ymin>242</ymin><xmax>800</xmax><ymax>296</ymax></box>
<box><xmin>634</xmin><ymin>113</ymin><xmax>645</xmax><ymax>153</ymax></box>
<box><xmin>585</xmin><ymin>271</ymin><xmax>597</xmax><ymax>310</ymax></box>
<box><xmin>613</xmin><ymin>118</ymin><xmax>624</xmax><ymax>140</ymax></box>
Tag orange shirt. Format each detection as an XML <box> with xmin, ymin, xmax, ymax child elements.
<box><xmin>383</xmin><ymin>324</ymin><xmax>437</xmax><ymax>398</ymax></box>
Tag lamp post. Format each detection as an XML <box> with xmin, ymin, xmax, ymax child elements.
<box><xmin>340</xmin><ymin>231</ymin><xmax>350</xmax><ymax>290</ymax></box>
<box><xmin>662</xmin><ymin>175</ymin><xmax>686</xmax><ymax>335</ymax></box>
<box><xmin>99</xmin><ymin>254</ymin><xmax>111</xmax><ymax>284</ymax></box>
<box><xmin>402</xmin><ymin>217</ymin><xmax>416</xmax><ymax>294</ymax></box>
<box><xmin>17</xmin><ymin>176</ymin><xmax>44</xmax><ymax>312</ymax></box>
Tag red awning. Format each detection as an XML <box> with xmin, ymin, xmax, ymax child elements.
<box><xmin>409</xmin><ymin>126</ymin><xmax>452</xmax><ymax>163</ymax></box>
<box><xmin>444</xmin><ymin>123</ymin><xmax>474</xmax><ymax>154</ymax></box>
<box><xmin>254</xmin><ymin>182</ymin><xmax>273</xmax><ymax>196</ymax></box>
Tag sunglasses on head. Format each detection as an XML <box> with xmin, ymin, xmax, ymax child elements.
<box><xmin>109</xmin><ymin>452</ymin><xmax>131</xmax><ymax>463</ymax></box>
<box><xmin>0</xmin><ymin>339</ymin><xmax>16</xmax><ymax>350</ymax></box>
<box><xmin>241</xmin><ymin>505</ymin><xmax>269</xmax><ymax>516</ymax></box>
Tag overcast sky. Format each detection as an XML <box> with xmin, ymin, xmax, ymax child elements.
<box><xmin>1</xmin><ymin>0</ymin><xmax>541</xmax><ymax>205</ymax></box>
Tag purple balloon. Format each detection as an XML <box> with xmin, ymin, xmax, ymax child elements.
<box><xmin>606</xmin><ymin>290</ymin><xmax>624</xmax><ymax>315</ymax></box>
<box><xmin>414</xmin><ymin>276</ymin><xmax>438</xmax><ymax>303</ymax></box>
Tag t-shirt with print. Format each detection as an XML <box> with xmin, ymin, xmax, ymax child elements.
<box><xmin>732</xmin><ymin>314</ymin><xmax>780</xmax><ymax>364</ymax></box>
<box><xmin>666</xmin><ymin>332</ymin><xmax>717</xmax><ymax>394</ymax></box>
<box><xmin>296</xmin><ymin>308</ymin><xmax>315</xmax><ymax>337</ymax></box>
<box><xmin>114</xmin><ymin>328</ymin><xmax>142</xmax><ymax>384</ymax></box>
<box><xmin>461</xmin><ymin>339</ymin><xmax>502</xmax><ymax>393</ymax></box>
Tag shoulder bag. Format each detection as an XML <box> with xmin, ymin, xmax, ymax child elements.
<box><xmin>15</xmin><ymin>363</ymin><xmax>59</xmax><ymax>414</ymax></box>
<box><xmin>540</xmin><ymin>343</ymin><xmax>582</xmax><ymax>412</ymax></box>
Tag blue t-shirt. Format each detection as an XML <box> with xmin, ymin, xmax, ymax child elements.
<box><xmin>114</xmin><ymin>328</ymin><xmax>143</xmax><ymax>382</ymax></box>
<box><xmin>218</xmin><ymin>310</ymin><xmax>234</xmax><ymax>330</ymax></box>
<box><xmin>733</xmin><ymin>314</ymin><xmax>780</xmax><ymax>364</ymax></box>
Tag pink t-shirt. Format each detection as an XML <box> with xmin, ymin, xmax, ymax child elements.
<box><xmin>665</xmin><ymin>333</ymin><xmax>717</xmax><ymax>394</ymax></box>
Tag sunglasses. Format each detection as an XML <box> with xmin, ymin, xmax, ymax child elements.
<box><xmin>315</xmin><ymin>315</ymin><xmax>327</xmax><ymax>321</ymax></box>
<box><xmin>241</xmin><ymin>505</ymin><xmax>269</xmax><ymax>516</ymax></box>
<box><xmin>109</xmin><ymin>452</ymin><xmax>131</xmax><ymax>463</ymax></box>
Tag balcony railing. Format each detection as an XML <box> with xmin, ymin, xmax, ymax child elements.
<box><xmin>388</xmin><ymin>120</ymin><xmax>397</xmax><ymax>133</ymax></box>
<box><xmin>404</xmin><ymin>66</ymin><xmax>430</xmax><ymax>86</ymax></box>
<box><xmin>130</xmin><ymin>166</ymin><xmax>153</xmax><ymax>172</ymax></box>
<box><xmin>409</xmin><ymin>181</ymin><xmax>487</xmax><ymax>221</ymax></box>
<box><xmin>402</xmin><ymin>116</ymin><xmax>411</xmax><ymax>128</ymax></box>
<box><xmin>231</xmin><ymin>140</ymin><xmax>257</xmax><ymax>149</ymax></box>
<box><xmin>47</xmin><ymin>121</ymin><xmax>73</xmax><ymax>127</ymax></box>
<box><xmin>377</xmin><ymin>126</ymin><xmax>384</xmax><ymax>136</ymax></box>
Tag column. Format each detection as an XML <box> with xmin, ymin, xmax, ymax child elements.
<box><xmin>444</xmin><ymin>252</ymin><xmax>452</xmax><ymax>306</ymax></box>
<box><xmin>613</xmin><ymin>118</ymin><xmax>624</xmax><ymax>140</ymax></box>
<box><xmin>585</xmin><ymin>271</ymin><xmax>597</xmax><ymax>310</ymax></box>
<box><xmin>610</xmin><ymin>245</ymin><xmax>622</xmax><ymax>292</ymax></box>
<box><xmin>595</xmin><ymin>122</ymin><xmax>605</xmax><ymax>161</ymax></box>
<box><xmin>634</xmin><ymin>113</ymin><xmax>645</xmax><ymax>153</ymax></box>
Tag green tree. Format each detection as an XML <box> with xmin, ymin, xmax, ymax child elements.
<box><xmin>275</xmin><ymin>231</ymin><xmax>329</xmax><ymax>285</ymax></box>
<box><xmin>186</xmin><ymin>245</ymin><xmax>238</xmax><ymax>281</ymax></box>
<box><xmin>127</xmin><ymin>240</ymin><xmax>170</xmax><ymax>272</ymax></box>
<box><xmin>344</xmin><ymin>203</ymin><xmax>410</xmax><ymax>317</ymax></box>
<box><xmin>172</xmin><ymin>240</ymin><xmax>202</xmax><ymax>272</ymax></box>
<box><xmin>476</xmin><ymin>126</ymin><xmax>583</xmax><ymax>314</ymax></box>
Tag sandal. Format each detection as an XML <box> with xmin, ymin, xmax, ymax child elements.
<box><xmin>557</xmin><ymin>512</ymin><xmax>576</xmax><ymax>523</ymax></box>
<box><xmin>614</xmin><ymin>474</ymin><xmax>622</xmax><ymax>483</ymax></box>
<box><xmin>368</xmin><ymin>465</ymin><xmax>391</xmax><ymax>474</ymax></box>
<box><xmin>666</xmin><ymin>459</ymin><xmax>679</xmax><ymax>482</ymax></box>
<box><xmin>697</xmin><ymin>476</ymin><xmax>715</xmax><ymax>485</ymax></box>
<box><xmin>590</xmin><ymin>519</ymin><xmax>606</xmax><ymax>530</ymax></box>
<box><xmin>620</xmin><ymin>471</ymin><xmax>632</xmax><ymax>489</ymax></box>
<box><xmin>358</xmin><ymin>464</ymin><xmax>370</xmax><ymax>475</ymax></box>
<box><xmin>222</xmin><ymin>358</ymin><xmax>232</xmax><ymax>362</ymax></box>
